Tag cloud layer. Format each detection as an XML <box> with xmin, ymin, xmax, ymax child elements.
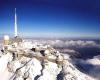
<box><xmin>73</xmin><ymin>55</ymin><xmax>100</xmax><ymax>80</ymax></box>
<box><xmin>29</xmin><ymin>39</ymin><xmax>100</xmax><ymax>48</ymax></box>
<box><xmin>50</xmin><ymin>40</ymin><xmax>100</xmax><ymax>48</ymax></box>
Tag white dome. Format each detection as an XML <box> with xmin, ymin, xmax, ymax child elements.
<box><xmin>4</xmin><ymin>35</ymin><xmax>9</xmax><ymax>40</ymax></box>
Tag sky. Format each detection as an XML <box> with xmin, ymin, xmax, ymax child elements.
<box><xmin>0</xmin><ymin>0</ymin><xmax>100</xmax><ymax>38</ymax></box>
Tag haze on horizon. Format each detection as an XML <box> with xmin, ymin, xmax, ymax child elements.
<box><xmin>0</xmin><ymin>0</ymin><xmax>100</xmax><ymax>38</ymax></box>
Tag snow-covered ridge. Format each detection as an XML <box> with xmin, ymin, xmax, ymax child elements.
<box><xmin>0</xmin><ymin>40</ymin><xmax>96</xmax><ymax>80</ymax></box>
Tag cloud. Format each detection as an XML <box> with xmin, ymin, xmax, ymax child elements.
<box><xmin>86</xmin><ymin>55</ymin><xmax>100</xmax><ymax>79</ymax></box>
<box><xmin>65</xmin><ymin>40</ymin><xmax>98</xmax><ymax>48</ymax></box>
<box><xmin>73</xmin><ymin>55</ymin><xmax>100</xmax><ymax>80</ymax></box>
<box><xmin>86</xmin><ymin>55</ymin><xmax>100</xmax><ymax>65</ymax></box>
<box><xmin>26</xmin><ymin>39</ymin><xmax>100</xmax><ymax>49</ymax></box>
<box><xmin>51</xmin><ymin>40</ymin><xmax>100</xmax><ymax>48</ymax></box>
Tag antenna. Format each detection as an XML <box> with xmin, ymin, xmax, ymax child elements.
<box><xmin>14</xmin><ymin>8</ymin><xmax>18</xmax><ymax>37</ymax></box>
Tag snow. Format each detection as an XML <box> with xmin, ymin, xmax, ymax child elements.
<box><xmin>38</xmin><ymin>61</ymin><xmax>61</xmax><ymax>80</ymax></box>
<box><xmin>63</xmin><ymin>60</ymin><xmax>95</xmax><ymax>80</ymax></box>
<box><xmin>0</xmin><ymin>53</ymin><xmax>12</xmax><ymax>80</ymax></box>
<box><xmin>29</xmin><ymin>58</ymin><xmax>42</xmax><ymax>79</ymax></box>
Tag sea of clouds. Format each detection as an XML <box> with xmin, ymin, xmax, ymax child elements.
<box><xmin>28</xmin><ymin>39</ymin><xmax>100</xmax><ymax>48</ymax></box>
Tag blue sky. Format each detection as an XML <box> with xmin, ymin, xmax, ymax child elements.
<box><xmin>0</xmin><ymin>0</ymin><xmax>100</xmax><ymax>38</ymax></box>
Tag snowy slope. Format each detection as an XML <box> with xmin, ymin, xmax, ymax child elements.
<box><xmin>0</xmin><ymin>41</ymin><xmax>96</xmax><ymax>80</ymax></box>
